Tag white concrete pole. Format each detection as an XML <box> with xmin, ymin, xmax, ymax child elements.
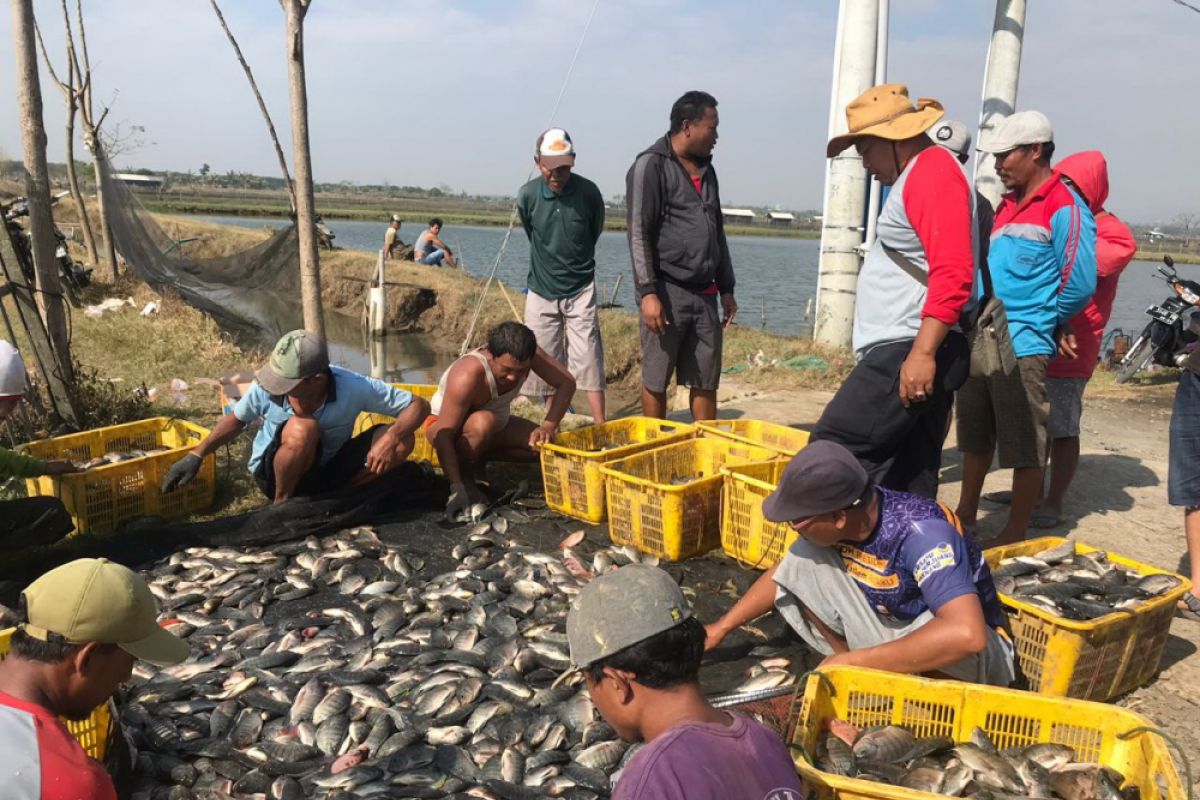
<box><xmin>814</xmin><ymin>0</ymin><xmax>879</xmax><ymax>348</ymax></box>
<box><xmin>974</xmin><ymin>0</ymin><xmax>1026</xmax><ymax>210</ymax></box>
<box><xmin>862</xmin><ymin>0</ymin><xmax>890</xmax><ymax>253</ymax></box>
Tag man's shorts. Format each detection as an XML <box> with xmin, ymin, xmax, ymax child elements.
<box><xmin>523</xmin><ymin>283</ymin><xmax>606</xmax><ymax>395</ymax></box>
<box><xmin>1169</xmin><ymin>370</ymin><xmax>1200</xmax><ymax>507</ymax></box>
<box><xmin>254</xmin><ymin>423</ymin><xmax>385</xmax><ymax>500</ymax></box>
<box><xmin>640</xmin><ymin>281</ymin><xmax>722</xmax><ymax>393</ymax></box>
<box><xmin>956</xmin><ymin>355</ymin><xmax>1049</xmax><ymax>469</ymax></box>
<box><xmin>1046</xmin><ymin>377</ymin><xmax>1088</xmax><ymax>439</ymax></box>
<box><xmin>417</xmin><ymin>249</ymin><xmax>446</xmax><ymax>266</ymax></box>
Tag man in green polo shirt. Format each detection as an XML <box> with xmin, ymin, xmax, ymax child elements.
<box><xmin>517</xmin><ymin>128</ymin><xmax>608</xmax><ymax>422</ymax></box>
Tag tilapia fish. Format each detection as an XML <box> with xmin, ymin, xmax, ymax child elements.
<box><xmin>121</xmin><ymin>524</ymin><xmax>632</xmax><ymax>799</ymax></box>
<box><xmin>814</xmin><ymin>723</ymin><xmax>1130</xmax><ymax>800</ymax></box>
<box><xmin>992</xmin><ymin>542</ymin><xmax>1183</xmax><ymax>621</ymax></box>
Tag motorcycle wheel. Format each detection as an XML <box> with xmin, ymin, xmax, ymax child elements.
<box><xmin>1115</xmin><ymin>335</ymin><xmax>1155</xmax><ymax>383</ymax></box>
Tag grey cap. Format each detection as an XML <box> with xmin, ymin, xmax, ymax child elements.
<box><xmin>932</xmin><ymin>120</ymin><xmax>972</xmax><ymax>159</ymax></box>
<box><xmin>977</xmin><ymin>110</ymin><xmax>1053</xmax><ymax>154</ymax></box>
<box><xmin>566</xmin><ymin>565</ymin><xmax>691</xmax><ymax>669</ymax></box>
<box><xmin>761</xmin><ymin>440</ymin><xmax>870</xmax><ymax>523</ymax></box>
<box><xmin>257</xmin><ymin>330</ymin><xmax>330</xmax><ymax>396</ymax></box>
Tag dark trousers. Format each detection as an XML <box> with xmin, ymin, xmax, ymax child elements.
<box><xmin>813</xmin><ymin>332</ymin><xmax>969</xmax><ymax>498</ymax></box>
<box><xmin>0</xmin><ymin>496</ymin><xmax>74</xmax><ymax>552</ymax></box>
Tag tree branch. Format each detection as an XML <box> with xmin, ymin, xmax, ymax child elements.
<box><xmin>32</xmin><ymin>20</ymin><xmax>68</xmax><ymax>94</ymax></box>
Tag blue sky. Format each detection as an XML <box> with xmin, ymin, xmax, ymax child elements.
<box><xmin>2</xmin><ymin>0</ymin><xmax>1196</xmax><ymax>222</ymax></box>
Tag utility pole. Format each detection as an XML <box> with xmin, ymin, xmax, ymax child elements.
<box><xmin>12</xmin><ymin>0</ymin><xmax>73</xmax><ymax>373</ymax></box>
<box><xmin>974</xmin><ymin>0</ymin><xmax>1026</xmax><ymax>210</ymax></box>
<box><xmin>814</xmin><ymin>0</ymin><xmax>878</xmax><ymax>349</ymax></box>
<box><xmin>861</xmin><ymin>0</ymin><xmax>889</xmax><ymax>253</ymax></box>
<box><xmin>281</xmin><ymin>0</ymin><xmax>325</xmax><ymax>338</ymax></box>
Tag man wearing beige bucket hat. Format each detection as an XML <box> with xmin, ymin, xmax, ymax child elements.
<box><xmin>813</xmin><ymin>84</ymin><xmax>975</xmax><ymax>499</ymax></box>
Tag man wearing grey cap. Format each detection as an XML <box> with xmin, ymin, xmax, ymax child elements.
<box><xmin>566</xmin><ymin>565</ymin><xmax>802</xmax><ymax>799</ymax></box>
<box><xmin>705</xmin><ymin>441</ymin><xmax>1014</xmax><ymax>686</ymax></box>
<box><xmin>955</xmin><ymin>111</ymin><xmax>1096</xmax><ymax>546</ymax></box>
<box><xmin>931</xmin><ymin>118</ymin><xmax>995</xmax><ymax>306</ymax></box>
<box><xmin>162</xmin><ymin>330</ymin><xmax>430</xmax><ymax>503</ymax></box>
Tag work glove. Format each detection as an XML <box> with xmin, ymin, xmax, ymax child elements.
<box><xmin>445</xmin><ymin>483</ymin><xmax>473</xmax><ymax>522</ymax></box>
<box><xmin>161</xmin><ymin>454</ymin><xmax>202</xmax><ymax>493</ymax></box>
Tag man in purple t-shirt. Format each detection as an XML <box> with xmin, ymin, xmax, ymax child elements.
<box><xmin>705</xmin><ymin>441</ymin><xmax>1014</xmax><ymax>686</ymax></box>
<box><xmin>566</xmin><ymin>565</ymin><xmax>803</xmax><ymax>800</ymax></box>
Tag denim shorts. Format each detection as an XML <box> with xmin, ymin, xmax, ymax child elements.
<box><xmin>1169</xmin><ymin>370</ymin><xmax>1200</xmax><ymax>507</ymax></box>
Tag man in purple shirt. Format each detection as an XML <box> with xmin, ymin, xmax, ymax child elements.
<box><xmin>566</xmin><ymin>565</ymin><xmax>803</xmax><ymax>800</ymax></box>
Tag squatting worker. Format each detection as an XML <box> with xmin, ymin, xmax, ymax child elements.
<box><xmin>428</xmin><ymin>322</ymin><xmax>575</xmax><ymax>520</ymax></box>
<box><xmin>0</xmin><ymin>558</ymin><xmax>189</xmax><ymax>800</ymax></box>
<box><xmin>956</xmin><ymin>111</ymin><xmax>1096</xmax><ymax>546</ymax></box>
<box><xmin>413</xmin><ymin>218</ymin><xmax>458</xmax><ymax>268</ymax></box>
<box><xmin>0</xmin><ymin>341</ymin><xmax>80</xmax><ymax>552</ymax></box>
<box><xmin>566</xmin><ymin>565</ymin><xmax>804</xmax><ymax>800</ymax></box>
<box><xmin>383</xmin><ymin>213</ymin><xmax>403</xmax><ymax>259</ymax></box>
<box><xmin>518</xmin><ymin>128</ymin><xmax>608</xmax><ymax>423</ymax></box>
<box><xmin>162</xmin><ymin>330</ymin><xmax>429</xmax><ymax>504</ymax></box>
<box><xmin>814</xmin><ymin>85</ymin><xmax>974</xmax><ymax>499</ymax></box>
<box><xmin>705</xmin><ymin>441</ymin><xmax>1015</xmax><ymax>686</ymax></box>
<box><xmin>626</xmin><ymin>90</ymin><xmax>737</xmax><ymax>422</ymax></box>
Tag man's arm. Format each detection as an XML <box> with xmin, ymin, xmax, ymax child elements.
<box><xmin>1052</xmin><ymin>202</ymin><xmax>1097</xmax><ymax>324</ymax></box>
<box><xmin>383</xmin><ymin>228</ymin><xmax>396</xmax><ymax>260</ymax></box>
<box><xmin>626</xmin><ymin>154</ymin><xmax>663</xmax><ymax>300</ymax></box>
<box><xmin>517</xmin><ymin>187</ymin><xmax>534</xmax><ymax>240</ymax></box>
<box><xmin>590</xmin><ymin>182</ymin><xmax>606</xmax><ymax>245</ymax></box>
<box><xmin>191</xmin><ymin>412</ymin><xmax>248</xmax><ymax>458</ymax></box>
<box><xmin>528</xmin><ymin>347</ymin><xmax>577</xmax><ymax>447</ymax></box>
<box><xmin>430</xmin><ymin>235</ymin><xmax>453</xmax><ymax>256</ymax></box>
<box><xmin>365</xmin><ymin>396</ymin><xmax>430</xmax><ymax>475</ymax></box>
<box><xmin>704</xmin><ymin>562</ymin><xmax>780</xmax><ymax>650</ymax></box>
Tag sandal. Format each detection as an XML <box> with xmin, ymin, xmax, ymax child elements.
<box><xmin>983</xmin><ymin>491</ymin><xmax>1013</xmax><ymax>505</ymax></box>
<box><xmin>1178</xmin><ymin>593</ymin><xmax>1200</xmax><ymax>619</ymax></box>
<box><xmin>1029</xmin><ymin>512</ymin><xmax>1063</xmax><ymax>530</ymax></box>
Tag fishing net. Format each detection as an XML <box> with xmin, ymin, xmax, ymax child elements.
<box><xmin>95</xmin><ymin>148</ymin><xmax>302</xmax><ymax>339</ymax></box>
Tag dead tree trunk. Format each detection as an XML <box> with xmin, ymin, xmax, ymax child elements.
<box><xmin>210</xmin><ymin>0</ymin><xmax>296</xmax><ymax>213</ymax></box>
<box><xmin>12</xmin><ymin>0</ymin><xmax>73</xmax><ymax>372</ymax></box>
<box><xmin>281</xmin><ymin>0</ymin><xmax>324</xmax><ymax>337</ymax></box>
<box><xmin>72</xmin><ymin>0</ymin><xmax>118</xmax><ymax>279</ymax></box>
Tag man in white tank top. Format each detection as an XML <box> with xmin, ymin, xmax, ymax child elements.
<box><xmin>428</xmin><ymin>322</ymin><xmax>575</xmax><ymax>519</ymax></box>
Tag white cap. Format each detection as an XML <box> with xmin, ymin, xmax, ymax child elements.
<box><xmin>978</xmin><ymin>111</ymin><xmax>1053</xmax><ymax>154</ymax></box>
<box><xmin>0</xmin><ymin>341</ymin><xmax>27</xmax><ymax>397</ymax></box>
<box><xmin>391</xmin><ymin>214</ymin><xmax>401</xmax><ymax>223</ymax></box>
<box><xmin>536</xmin><ymin>128</ymin><xmax>576</xmax><ymax>168</ymax></box>
<box><xmin>932</xmin><ymin>120</ymin><xmax>971</xmax><ymax>160</ymax></box>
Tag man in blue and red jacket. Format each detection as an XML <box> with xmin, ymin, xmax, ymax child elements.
<box><xmin>956</xmin><ymin>111</ymin><xmax>1096</xmax><ymax>546</ymax></box>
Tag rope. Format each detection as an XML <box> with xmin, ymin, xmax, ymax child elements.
<box><xmin>458</xmin><ymin>0</ymin><xmax>602</xmax><ymax>356</ymax></box>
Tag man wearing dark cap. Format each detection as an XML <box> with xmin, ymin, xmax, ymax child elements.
<box><xmin>0</xmin><ymin>558</ymin><xmax>189</xmax><ymax>800</ymax></box>
<box><xmin>566</xmin><ymin>565</ymin><xmax>803</xmax><ymax>800</ymax></box>
<box><xmin>162</xmin><ymin>329</ymin><xmax>430</xmax><ymax>503</ymax></box>
<box><xmin>705</xmin><ymin>441</ymin><xmax>1013</xmax><ymax>685</ymax></box>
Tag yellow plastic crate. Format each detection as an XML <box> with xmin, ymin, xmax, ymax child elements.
<box><xmin>351</xmin><ymin>384</ymin><xmax>439</xmax><ymax>468</ymax></box>
<box><xmin>22</xmin><ymin>417</ymin><xmax>215</xmax><ymax>536</ymax></box>
<box><xmin>540</xmin><ymin>417</ymin><xmax>696</xmax><ymax>523</ymax></box>
<box><xmin>697</xmin><ymin>418</ymin><xmax>811</xmax><ymax>457</ymax></box>
<box><xmin>983</xmin><ymin>537</ymin><xmax>1191</xmax><ymax>701</ymax></box>
<box><xmin>0</xmin><ymin>628</ymin><xmax>110</xmax><ymax>759</ymax></box>
<box><xmin>600</xmin><ymin>438</ymin><xmax>779</xmax><ymax>561</ymax></box>
<box><xmin>794</xmin><ymin>666</ymin><xmax>1187</xmax><ymax>800</ymax></box>
<box><xmin>720</xmin><ymin>459</ymin><xmax>797</xmax><ymax>567</ymax></box>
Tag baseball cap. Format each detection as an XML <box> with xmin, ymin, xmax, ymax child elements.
<box><xmin>977</xmin><ymin>110</ymin><xmax>1053</xmax><ymax>154</ymax></box>
<box><xmin>0</xmin><ymin>340</ymin><xmax>27</xmax><ymax>398</ymax></box>
<box><xmin>257</xmin><ymin>330</ymin><xmax>330</xmax><ymax>396</ymax></box>
<box><xmin>567</xmin><ymin>564</ymin><xmax>691</xmax><ymax>669</ymax></box>
<box><xmin>391</xmin><ymin>214</ymin><xmax>402</xmax><ymax>223</ymax></box>
<box><xmin>536</xmin><ymin>128</ymin><xmax>576</xmax><ymax>169</ymax></box>
<box><xmin>932</xmin><ymin>120</ymin><xmax>972</xmax><ymax>160</ymax></box>
<box><xmin>761</xmin><ymin>440</ymin><xmax>870</xmax><ymax>523</ymax></box>
<box><xmin>19</xmin><ymin>558</ymin><xmax>188</xmax><ymax>666</ymax></box>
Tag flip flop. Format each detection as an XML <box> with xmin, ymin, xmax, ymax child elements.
<box><xmin>982</xmin><ymin>491</ymin><xmax>1013</xmax><ymax>505</ymax></box>
<box><xmin>1178</xmin><ymin>593</ymin><xmax>1200</xmax><ymax>620</ymax></box>
<box><xmin>1029</xmin><ymin>512</ymin><xmax>1063</xmax><ymax>530</ymax></box>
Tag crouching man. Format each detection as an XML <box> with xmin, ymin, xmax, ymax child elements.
<box><xmin>427</xmin><ymin>322</ymin><xmax>575</xmax><ymax>519</ymax></box>
<box><xmin>566</xmin><ymin>565</ymin><xmax>804</xmax><ymax>800</ymax></box>
<box><xmin>162</xmin><ymin>330</ymin><xmax>429</xmax><ymax>503</ymax></box>
<box><xmin>705</xmin><ymin>441</ymin><xmax>1014</xmax><ymax>685</ymax></box>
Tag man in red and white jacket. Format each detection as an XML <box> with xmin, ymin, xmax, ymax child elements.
<box><xmin>816</xmin><ymin>84</ymin><xmax>975</xmax><ymax>498</ymax></box>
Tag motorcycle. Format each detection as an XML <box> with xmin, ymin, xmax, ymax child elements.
<box><xmin>1</xmin><ymin>193</ymin><xmax>92</xmax><ymax>306</ymax></box>
<box><xmin>1114</xmin><ymin>255</ymin><xmax>1200</xmax><ymax>383</ymax></box>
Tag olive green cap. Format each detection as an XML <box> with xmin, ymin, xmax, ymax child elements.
<box><xmin>257</xmin><ymin>330</ymin><xmax>329</xmax><ymax>396</ymax></box>
<box><xmin>20</xmin><ymin>558</ymin><xmax>188</xmax><ymax>667</ymax></box>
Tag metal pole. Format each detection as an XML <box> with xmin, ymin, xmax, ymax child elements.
<box><xmin>862</xmin><ymin>0</ymin><xmax>889</xmax><ymax>253</ymax></box>
<box><xmin>974</xmin><ymin>0</ymin><xmax>1026</xmax><ymax>210</ymax></box>
<box><xmin>814</xmin><ymin>0</ymin><xmax>878</xmax><ymax>348</ymax></box>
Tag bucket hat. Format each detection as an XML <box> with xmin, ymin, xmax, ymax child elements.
<box><xmin>827</xmin><ymin>83</ymin><xmax>944</xmax><ymax>158</ymax></box>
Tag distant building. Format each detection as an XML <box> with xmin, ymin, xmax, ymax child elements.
<box><xmin>113</xmin><ymin>172</ymin><xmax>164</xmax><ymax>190</ymax></box>
<box><xmin>721</xmin><ymin>208</ymin><xmax>756</xmax><ymax>225</ymax></box>
<box><xmin>767</xmin><ymin>211</ymin><xmax>795</xmax><ymax>227</ymax></box>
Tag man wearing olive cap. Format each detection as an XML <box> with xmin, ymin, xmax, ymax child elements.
<box><xmin>705</xmin><ymin>441</ymin><xmax>1014</xmax><ymax>686</ymax></box>
<box><xmin>0</xmin><ymin>558</ymin><xmax>188</xmax><ymax>799</ymax></box>
<box><xmin>162</xmin><ymin>329</ymin><xmax>430</xmax><ymax>503</ymax></box>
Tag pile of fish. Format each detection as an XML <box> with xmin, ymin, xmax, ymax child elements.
<box><xmin>991</xmin><ymin>541</ymin><xmax>1182</xmax><ymax>621</ymax></box>
<box><xmin>814</xmin><ymin>722</ymin><xmax>1135</xmax><ymax>800</ymax></box>
<box><xmin>121</xmin><ymin>521</ymin><xmax>662</xmax><ymax>799</ymax></box>
<box><xmin>73</xmin><ymin>447</ymin><xmax>170</xmax><ymax>470</ymax></box>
